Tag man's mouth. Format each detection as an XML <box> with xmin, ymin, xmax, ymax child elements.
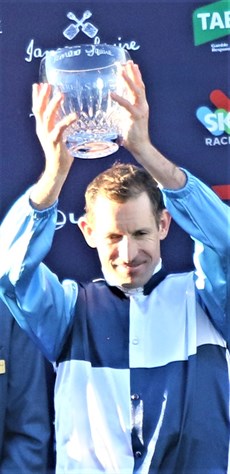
<box><xmin>114</xmin><ymin>262</ymin><xmax>145</xmax><ymax>273</ymax></box>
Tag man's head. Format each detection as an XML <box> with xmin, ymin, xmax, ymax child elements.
<box><xmin>79</xmin><ymin>163</ymin><xmax>171</xmax><ymax>289</ymax></box>
<box><xmin>84</xmin><ymin>162</ymin><xmax>165</xmax><ymax>224</ymax></box>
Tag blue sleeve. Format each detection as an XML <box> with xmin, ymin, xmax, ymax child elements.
<box><xmin>0</xmin><ymin>189</ymin><xmax>78</xmax><ymax>361</ymax></box>
<box><xmin>162</xmin><ymin>169</ymin><xmax>230</xmax><ymax>341</ymax></box>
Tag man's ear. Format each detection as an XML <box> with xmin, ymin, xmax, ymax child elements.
<box><xmin>159</xmin><ymin>209</ymin><xmax>171</xmax><ymax>241</ymax></box>
<box><xmin>77</xmin><ymin>215</ymin><xmax>97</xmax><ymax>248</ymax></box>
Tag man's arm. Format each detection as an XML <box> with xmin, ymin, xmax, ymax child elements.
<box><xmin>0</xmin><ymin>191</ymin><xmax>78</xmax><ymax>361</ymax></box>
<box><xmin>0</xmin><ymin>84</ymin><xmax>78</xmax><ymax>360</ymax></box>
<box><xmin>162</xmin><ymin>171</ymin><xmax>230</xmax><ymax>337</ymax></box>
<box><xmin>111</xmin><ymin>61</ymin><xmax>186</xmax><ymax>189</ymax></box>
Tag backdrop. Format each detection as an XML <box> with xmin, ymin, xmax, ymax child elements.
<box><xmin>1</xmin><ymin>0</ymin><xmax>229</xmax><ymax>282</ymax></box>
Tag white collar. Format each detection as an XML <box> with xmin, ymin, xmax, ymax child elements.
<box><xmin>102</xmin><ymin>259</ymin><xmax>162</xmax><ymax>296</ymax></box>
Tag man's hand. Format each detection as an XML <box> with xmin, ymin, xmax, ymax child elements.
<box><xmin>30</xmin><ymin>83</ymin><xmax>77</xmax><ymax>209</ymax></box>
<box><xmin>32</xmin><ymin>83</ymin><xmax>76</xmax><ymax>176</ymax></box>
<box><xmin>111</xmin><ymin>61</ymin><xmax>186</xmax><ymax>190</ymax></box>
<box><xmin>111</xmin><ymin>61</ymin><xmax>150</xmax><ymax>155</ymax></box>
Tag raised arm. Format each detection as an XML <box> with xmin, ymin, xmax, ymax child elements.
<box><xmin>111</xmin><ymin>61</ymin><xmax>186</xmax><ymax>190</ymax></box>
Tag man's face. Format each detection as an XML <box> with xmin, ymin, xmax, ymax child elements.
<box><xmin>83</xmin><ymin>192</ymin><xmax>170</xmax><ymax>289</ymax></box>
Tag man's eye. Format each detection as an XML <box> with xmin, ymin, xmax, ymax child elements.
<box><xmin>135</xmin><ymin>230</ymin><xmax>148</xmax><ymax>237</ymax></box>
<box><xmin>107</xmin><ymin>234</ymin><xmax>121</xmax><ymax>242</ymax></box>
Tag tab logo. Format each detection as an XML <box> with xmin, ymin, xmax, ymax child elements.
<box><xmin>193</xmin><ymin>0</ymin><xmax>230</xmax><ymax>46</ymax></box>
<box><xmin>196</xmin><ymin>89</ymin><xmax>230</xmax><ymax>146</ymax></box>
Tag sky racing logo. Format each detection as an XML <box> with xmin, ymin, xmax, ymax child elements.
<box><xmin>196</xmin><ymin>89</ymin><xmax>230</xmax><ymax>145</ymax></box>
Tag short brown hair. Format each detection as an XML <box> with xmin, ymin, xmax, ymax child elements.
<box><xmin>85</xmin><ymin>162</ymin><xmax>165</xmax><ymax>225</ymax></box>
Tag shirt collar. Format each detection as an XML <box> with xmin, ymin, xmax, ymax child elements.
<box><xmin>100</xmin><ymin>260</ymin><xmax>167</xmax><ymax>297</ymax></box>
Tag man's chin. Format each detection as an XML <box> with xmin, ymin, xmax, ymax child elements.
<box><xmin>121</xmin><ymin>282</ymin><xmax>140</xmax><ymax>290</ymax></box>
<box><xmin>103</xmin><ymin>265</ymin><xmax>150</xmax><ymax>289</ymax></box>
<box><xmin>117</xmin><ymin>275</ymin><xmax>147</xmax><ymax>290</ymax></box>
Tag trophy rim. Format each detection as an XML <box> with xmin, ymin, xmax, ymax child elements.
<box><xmin>40</xmin><ymin>43</ymin><xmax>130</xmax><ymax>73</ymax></box>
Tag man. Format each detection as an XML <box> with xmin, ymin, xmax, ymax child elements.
<box><xmin>0</xmin><ymin>61</ymin><xmax>229</xmax><ymax>473</ymax></box>
<box><xmin>0</xmin><ymin>299</ymin><xmax>54</xmax><ymax>474</ymax></box>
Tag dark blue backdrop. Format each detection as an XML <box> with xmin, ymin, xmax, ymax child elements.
<box><xmin>1</xmin><ymin>0</ymin><xmax>229</xmax><ymax>282</ymax></box>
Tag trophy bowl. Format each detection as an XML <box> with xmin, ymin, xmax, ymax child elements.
<box><xmin>39</xmin><ymin>44</ymin><xmax>131</xmax><ymax>159</ymax></box>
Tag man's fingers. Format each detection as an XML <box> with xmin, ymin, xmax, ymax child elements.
<box><xmin>52</xmin><ymin>113</ymin><xmax>77</xmax><ymax>143</ymax></box>
<box><xmin>32</xmin><ymin>83</ymin><xmax>51</xmax><ymax>117</ymax></box>
<box><xmin>111</xmin><ymin>62</ymin><xmax>146</xmax><ymax>115</ymax></box>
<box><xmin>32</xmin><ymin>82</ymin><xmax>77</xmax><ymax>149</ymax></box>
<box><xmin>32</xmin><ymin>83</ymin><xmax>77</xmax><ymax>132</ymax></box>
<box><xmin>43</xmin><ymin>92</ymin><xmax>64</xmax><ymax>129</ymax></box>
<box><xmin>32</xmin><ymin>83</ymin><xmax>64</xmax><ymax>124</ymax></box>
<box><xmin>111</xmin><ymin>91</ymin><xmax>133</xmax><ymax>113</ymax></box>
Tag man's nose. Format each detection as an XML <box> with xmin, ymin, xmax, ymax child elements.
<box><xmin>118</xmin><ymin>236</ymin><xmax>138</xmax><ymax>263</ymax></box>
